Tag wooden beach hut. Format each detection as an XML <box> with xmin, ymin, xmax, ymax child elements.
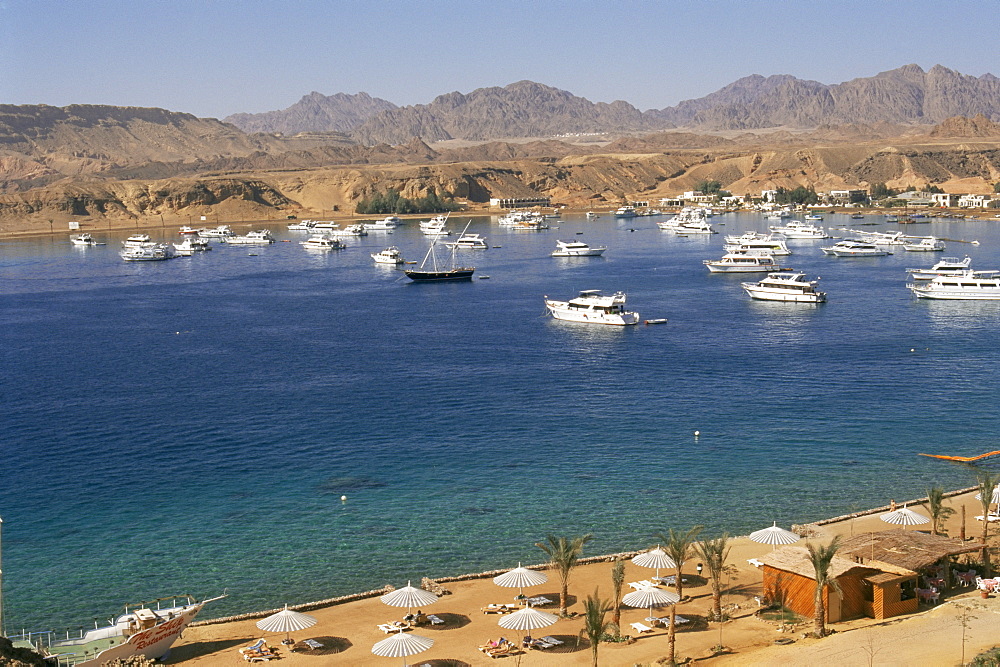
<box><xmin>760</xmin><ymin>548</ymin><xmax>880</xmax><ymax>623</ymax></box>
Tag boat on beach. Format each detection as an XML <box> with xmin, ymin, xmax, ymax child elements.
<box><xmin>9</xmin><ymin>594</ymin><xmax>225</xmax><ymax>667</ymax></box>
<box><xmin>550</xmin><ymin>240</ymin><xmax>607</xmax><ymax>257</ymax></box>
<box><xmin>742</xmin><ymin>273</ymin><xmax>826</xmax><ymax>303</ymax></box>
<box><xmin>544</xmin><ymin>290</ymin><xmax>640</xmax><ymax>325</ymax></box>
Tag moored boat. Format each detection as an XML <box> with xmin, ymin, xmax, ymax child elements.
<box><xmin>405</xmin><ymin>227</ymin><xmax>475</xmax><ymax>282</ymax></box>
<box><xmin>544</xmin><ymin>290</ymin><xmax>639</xmax><ymax>325</ymax></box>
<box><xmin>120</xmin><ymin>244</ymin><xmax>175</xmax><ymax>261</ymax></box>
<box><xmin>70</xmin><ymin>233</ymin><xmax>103</xmax><ymax>246</ymax></box>
<box><xmin>444</xmin><ymin>233</ymin><xmax>489</xmax><ymax>250</ymax></box>
<box><xmin>768</xmin><ymin>220</ymin><xmax>829</xmax><ymax>239</ymax></box>
<box><xmin>363</xmin><ymin>216</ymin><xmax>400</xmax><ymax>231</ymax></box>
<box><xmin>550</xmin><ymin>240</ymin><xmax>607</xmax><ymax>257</ymax></box>
<box><xmin>172</xmin><ymin>237</ymin><xmax>212</xmax><ymax>255</ymax></box>
<box><xmin>704</xmin><ymin>252</ymin><xmax>786</xmax><ymax>273</ymax></box>
<box><xmin>122</xmin><ymin>234</ymin><xmax>153</xmax><ymax>248</ymax></box>
<box><xmin>197</xmin><ymin>225</ymin><xmax>233</xmax><ymax>238</ymax></box>
<box><xmin>742</xmin><ymin>273</ymin><xmax>826</xmax><ymax>303</ymax></box>
<box><xmin>371</xmin><ymin>246</ymin><xmax>405</xmax><ymax>264</ymax></box>
<box><xmin>902</xmin><ymin>236</ymin><xmax>946</xmax><ymax>252</ymax></box>
<box><xmin>906</xmin><ymin>256</ymin><xmax>973</xmax><ymax>280</ymax></box>
<box><xmin>300</xmin><ymin>235</ymin><xmax>345</xmax><ymax>250</ymax></box>
<box><xmin>820</xmin><ymin>240</ymin><xmax>891</xmax><ymax>257</ymax></box>
<box><xmin>614</xmin><ymin>205</ymin><xmax>637</xmax><ymax>219</ymax></box>
<box><xmin>907</xmin><ymin>271</ymin><xmax>1000</xmax><ymax>300</ymax></box>
<box><xmin>227</xmin><ymin>230</ymin><xmax>275</xmax><ymax>245</ymax></box>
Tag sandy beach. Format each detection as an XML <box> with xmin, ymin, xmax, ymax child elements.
<box><xmin>165</xmin><ymin>488</ymin><xmax>1000</xmax><ymax>666</ymax></box>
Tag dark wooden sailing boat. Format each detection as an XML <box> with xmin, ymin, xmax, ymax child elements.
<box><xmin>404</xmin><ymin>220</ymin><xmax>475</xmax><ymax>282</ymax></box>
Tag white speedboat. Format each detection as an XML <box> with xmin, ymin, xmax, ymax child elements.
<box><xmin>327</xmin><ymin>224</ymin><xmax>367</xmax><ymax>237</ymax></box>
<box><xmin>724</xmin><ymin>234</ymin><xmax>791</xmax><ymax>255</ymax></box>
<box><xmin>420</xmin><ymin>214</ymin><xmax>451</xmax><ymax>236</ymax></box>
<box><xmin>287</xmin><ymin>219</ymin><xmax>317</xmax><ymax>231</ymax></box>
<box><xmin>12</xmin><ymin>594</ymin><xmax>225</xmax><ymax>667</ymax></box>
<box><xmin>614</xmin><ymin>205</ymin><xmax>637</xmax><ymax>218</ymax></box>
<box><xmin>820</xmin><ymin>240</ymin><xmax>891</xmax><ymax>257</ymax></box>
<box><xmin>742</xmin><ymin>273</ymin><xmax>826</xmax><ymax>303</ymax></box>
<box><xmin>70</xmin><ymin>233</ymin><xmax>103</xmax><ymax>246</ymax></box>
<box><xmin>311</xmin><ymin>220</ymin><xmax>339</xmax><ymax>230</ymax></box>
<box><xmin>300</xmin><ymin>235</ymin><xmax>345</xmax><ymax>250</ymax></box>
<box><xmin>172</xmin><ymin>237</ymin><xmax>211</xmax><ymax>255</ymax></box>
<box><xmin>586</xmin><ymin>211</ymin><xmax>598</xmax><ymax>219</ymax></box>
<box><xmin>371</xmin><ymin>246</ymin><xmax>405</xmax><ymax>264</ymax></box>
<box><xmin>804</xmin><ymin>214</ymin><xmax>824</xmax><ymax>221</ymax></box>
<box><xmin>544</xmin><ymin>290</ymin><xmax>639</xmax><ymax>325</ymax></box>
<box><xmin>658</xmin><ymin>207</ymin><xmax>713</xmax><ymax>232</ymax></box>
<box><xmin>903</xmin><ymin>237</ymin><xmax>946</xmax><ymax>252</ymax></box>
<box><xmin>551</xmin><ymin>240</ymin><xmax>607</xmax><ymax>257</ymax></box>
<box><xmin>704</xmin><ymin>253</ymin><xmax>785</xmax><ymax>273</ymax></box>
<box><xmin>178</xmin><ymin>226</ymin><xmax>199</xmax><ymax>235</ymax></box>
<box><xmin>769</xmin><ymin>220</ymin><xmax>829</xmax><ymax>239</ymax></box>
<box><xmin>197</xmin><ymin>225</ymin><xmax>233</xmax><ymax>238</ymax></box>
<box><xmin>906</xmin><ymin>256</ymin><xmax>973</xmax><ymax>280</ymax></box>
<box><xmin>122</xmin><ymin>234</ymin><xmax>153</xmax><ymax>248</ymax></box>
<box><xmin>908</xmin><ymin>271</ymin><xmax>1000</xmax><ymax>300</ymax></box>
<box><xmin>445</xmin><ymin>233</ymin><xmax>489</xmax><ymax>250</ymax></box>
<box><xmin>227</xmin><ymin>230</ymin><xmax>275</xmax><ymax>245</ymax></box>
<box><xmin>120</xmin><ymin>244</ymin><xmax>175</xmax><ymax>261</ymax></box>
<box><xmin>363</xmin><ymin>216</ymin><xmax>400</xmax><ymax>231</ymax></box>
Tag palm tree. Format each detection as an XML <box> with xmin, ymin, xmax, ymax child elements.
<box><xmin>536</xmin><ymin>534</ymin><xmax>593</xmax><ymax>616</ymax></box>
<box><xmin>806</xmin><ymin>536</ymin><xmax>842</xmax><ymax>638</ymax></box>
<box><xmin>656</xmin><ymin>526</ymin><xmax>704</xmax><ymax>599</ymax></box>
<box><xmin>610</xmin><ymin>557</ymin><xmax>625</xmax><ymax>633</ymax></box>
<box><xmin>578</xmin><ymin>589</ymin><xmax>613</xmax><ymax>667</ymax></box>
<box><xmin>694</xmin><ymin>533</ymin><xmax>731</xmax><ymax>621</ymax></box>
<box><xmin>922</xmin><ymin>485</ymin><xmax>954</xmax><ymax>536</ymax></box>
<box><xmin>657</xmin><ymin>526</ymin><xmax>703</xmax><ymax>664</ymax></box>
<box><xmin>976</xmin><ymin>470</ymin><xmax>999</xmax><ymax>577</ymax></box>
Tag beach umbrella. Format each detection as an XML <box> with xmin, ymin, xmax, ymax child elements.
<box><xmin>974</xmin><ymin>485</ymin><xmax>1000</xmax><ymax>505</ymax></box>
<box><xmin>255</xmin><ymin>604</ymin><xmax>317</xmax><ymax>643</ymax></box>
<box><xmin>493</xmin><ymin>562</ymin><xmax>548</xmax><ymax>598</ymax></box>
<box><xmin>880</xmin><ymin>504</ymin><xmax>930</xmax><ymax>529</ymax></box>
<box><xmin>622</xmin><ymin>587</ymin><xmax>680</xmax><ymax>621</ymax></box>
<box><xmin>380</xmin><ymin>581</ymin><xmax>439</xmax><ymax>616</ymax></box>
<box><xmin>498</xmin><ymin>605</ymin><xmax>559</xmax><ymax>631</ymax></box>
<box><xmin>749</xmin><ymin>522</ymin><xmax>800</xmax><ymax>550</ymax></box>
<box><xmin>371</xmin><ymin>629</ymin><xmax>434</xmax><ymax>666</ymax></box>
<box><xmin>632</xmin><ymin>546</ymin><xmax>677</xmax><ymax>579</ymax></box>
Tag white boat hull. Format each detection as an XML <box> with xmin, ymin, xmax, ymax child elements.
<box><xmin>909</xmin><ymin>286</ymin><xmax>1000</xmax><ymax>300</ymax></box>
<box><xmin>705</xmin><ymin>264</ymin><xmax>782</xmax><ymax>273</ymax></box>
<box><xmin>551</xmin><ymin>248</ymin><xmax>606</xmax><ymax>257</ymax></box>
<box><xmin>545</xmin><ymin>301</ymin><xmax>639</xmax><ymax>325</ymax></box>
<box><xmin>742</xmin><ymin>286</ymin><xmax>825</xmax><ymax>303</ymax></box>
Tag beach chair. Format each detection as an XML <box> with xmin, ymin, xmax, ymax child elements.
<box><xmin>426</xmin><ymin>613</ymin><xmax>444</xmax><ymax>625</ymax></box>
<box><xmin>482</xmin><ymin>603</ymin><xmax>514</xmax><ymax>614</ymax></box>
<box><xmin>242</xmin><ymin>639</ymin><xmax>267</xmax><ymax>653</ymax></box>
<box><xmin>378</xmin><ymin>621</ymin><xmax>409</xmax><ymax>633</ymax></box>
<box><xmin>478</xmin><ymin>639</ymin><xmax>502</xmax><ymax>653</ymax></box>
<box><xmin>630</xmin><ymin>622</ymin><xmax>654</xmax><ymax>634</ymax></box>
<box><xmin>628</xmin><ymin>580</ymin><xmax>656</xmax><ymax>590</ymax></box>
<box><xmin>301</xmin><ymin>639</ymin><xmax>324</xmax><ymax>651</ymax></box>
<box><xmin>748</xmin><ymin>558</ymin><xmax>764</xmax><ymax>568</ymax></box>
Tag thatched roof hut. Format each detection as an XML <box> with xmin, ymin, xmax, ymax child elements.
<box><xmin>839</xmin><ymin>532</ymin><xmax>981</xmax><ymax>572</ymax></box>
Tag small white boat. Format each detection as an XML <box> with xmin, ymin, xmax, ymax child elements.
<box><xmin>586</xmin><ymin>211</ymin><xmax>598</xmax><ymax>219</ymax></box>
<box><xmin>769</xmin><ymin>220</ymin><xmax>829</xmax><ymax>239</ymax></box>
<box><xmin>363</xmin><ymin>216</ymin><xmax>400</xmax><ymax>231</ymax></box>
<box><xmin>172</xmin><ymin>237</ymin><xmax>212</xmax><ymax>255</ymax></box>
<box><xmin>704</xmin><ymin>253</ymin><xmax>786</xmax><ymax>273</ymax></box>
<box><xmin>820</xmin><ymin>240</ymin><xmax>891</xmax><ymax>257</ymax></box>
<box><xmin>122</xmin><ymin>234</ymin><xmax>153</xmax><ymax>248</ymax></box>
<box><xmin>614</xmin><ymin>206</ymin><xmax>638</xmax><ymax>219</ymax></box>
<box><xmin>445</xmin><ymin>233</ymin><xmax>489</xmax><ymax>250</ymax></box>
<box><xmin>326</xmin><ymin>224</ymin><xmax>367</xmax><ymax>237</ymax></box>
<box><xmin>551</xmin><ymin>240</ymin><xmax>607</xmax><ymax>257</ymax></box>
<box><xmin>724</xmin><ymin>234</ymin><xmax>791</xmax><ymax>256</ymax></box>
<box><xmin>742</xmin><ymin>273</ymin><xmax>826</xmax><ymax>303</ymax></box>
<box><xmin>287</xmin><ymin>219</ymin><xmax>317</xmax><ymax>231</ymax></box>
<box><xmin>908</xmin><ymin>271</ymin><xmax>1000</xmax><ymax>300</ymax></box>
<box><xmin>312</xmin><ymin>220</ymin><xmax>339</xmax><ymax>230</ymax></box>
<box><xmin>227</xmin><ymin>230</ymin><xmax>275</xmax><ymax>245</ymax></box>
<box><xmin>544</xmin><ymin>290</ymin><xmax>639</xmax><ymax>326</ymax></box>
<box><xmin>300</xmin><ymin>235</ymin><xmax>345</xmax><ymax>250</ymax></box>
<box><xmin>120</xmin><ymin>244</ymin><xmax>175</xmax><ymax>261</ymax></box>
<box><xmin>804</xmin><ymin>214</ymin><xmax>824</xmax><ymax>221</ymax></box>
<box><xmin>197</xmin><ymin>225</ymin><xmax>233</xmax><ymax>238</ymax></box>
<box><xmin>906</xmin><ymin>256</ymin><xmax>973</xmax><ymax>280</ymax></box>
<box><xmin>658</xmin><ymin>207</ymin><xmax>715</xmax><ymax>233</ymax></box>
<box><xmin>903</xmin><ymin>237</ymin><xmax>946</xmax><ymax>252</ymax></box>
<box><xmin>178</xmin><ymin>226</ymin><xmax>200</xmax><ymax>235</ymax></box>
<box><xmin>371</xmin><ymin>246</ymin><xmax>405</xmax><ymax>264</ymax></box>
<box><xmin>70</xmin><ymin>233</ymin><xmax>103</xmax><ymax>246</ymax></box>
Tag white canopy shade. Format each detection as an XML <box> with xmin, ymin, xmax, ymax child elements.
<box><xmin>749</xmin><ymin>522</ymin><xmax>800</xmax><ymax>546</ymax></box>
<box><xmin>974</xmin><ymin>485</ymin><xmax>1000</xmax><ymax>504</ymax></box>
<box><xmin>255</xmin><ymin>604</ymin><xmax>317</xmax><ymax>642</ymax></box>
<box><xmin>371</xmin><ymin>630</ymin><xmax>434</xmax><ymax>664</ymax></box>
<box><xmin>380</xmin><ymin>581</ymin><xmax>439</xmax><ymax>614</ymax></box>
<box><xmin>498</xmin><ymin>606</ymin><xmax>559</xmax><ymax>631</ymax></box>
<box><xmin>493</xmin><ymin>563</ymin><xmax>548</xmax><ymax>594</ymax></box>
<box><xmin>632</xmin><ymin>547</ymin><xmax>677</xmax><ymax>578</ymax></box>
<box><xmin>880</xmin><ymin>504</ymin><xmax>930</xmax><ymax>527</ymax></box>
<box><xmin>622</xmin><ymin>587</ymin><xmax>680</xmax><ymax>609</ymax></box>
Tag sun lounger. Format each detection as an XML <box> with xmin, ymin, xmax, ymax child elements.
<box><xmin>524</xmin><ymin>596</ymin><xmax>553</xmax><ymax>606</ymax></box>
<box><xmin>975</xmin><ymin>514</ymin><xmax>1000</xmax><ymax>522</ymax></box>
<box><xmin>301</xmin><ymin>639</ymin><xmax>324</xmax><ymax>650</ymax></box>
<box><xmin>482</xmin><ymin>603</ymin><xmax>516</xmax><ymax>614</ymax></box>
<box><xmin>378</xmin><ymin>621</ymin><xmax>410</xmax><ymax>633</ymax></box>
<box><xmin>243</xmin><ymin>639</ymin><xmax>267</xmax><ymax>653</ymax></box>
<box><xmin>539</xmin><ymin>636</ymin><xmax>564</xmax><ymax>646</ymax></box>
<box><xmin>628</xmin><ymin>580</ymin><xmax>657</xmax><ymax>590</ymax></box>
<box><xmin>426</xmin><ymin>613</ymin><xmax>444</xmax><ymax>625</ymax></box>
<box><xmin>630</xmin><ymin>622</ymin><xmax>654</xmax><ymax>634</ymax></box>
<box><xmin>748</xmin><ymin>558</ymin><xmax>764</xmax><ymax>568</ymax></box>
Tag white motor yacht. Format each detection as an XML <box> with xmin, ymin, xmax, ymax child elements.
<box><xmin>287</xmin><ymin>219</ymin><xmax>317</xmax><ymax>231</ymax></box>
<box><xmin>300</xmin><ymin>235</ymin><xmax>345</xmax><ymax>250</ymax></box>
<box><xmin>742</xmin><ymin>273</ymin><xmax>826</xmax><ymax>303</ymax></box>
<box><xmin>704</xmin><ymin>253</ymin><xmax>785</xmax><ymax>273</ymax></box>
<box><xmin>326</xmin><ymin>224</ymin><xmax>367</xmax><ymax>237</ymax></box>
<box><xmin>122</xmin><ymin>234</ymin><xmax>153</xmax><ymax>248</ymax></box>
<box><xmin>769</xmin><ymin>220</ymin><xmax>829</xmax><ymax>239</ymax></box>
<box><xmin>178</xmin><ymin>226</ymin><xmax>199</xmax><ymax>235</ymax></box>
<box><xmin>724</xmin><ymin>234</ymin><xmax>791</xmax><ymax>255</ymax></box>
<box><xmin>120</xmin><ymin>244</ymin><xmax>175</xmax><ymax>261</ymax></box>
<box><xmin>903</xmin><ymin>237</ymin><xmax>946</xmax><ymax>252</ymax></box>
<box><xmin>544</xmin><ymin>290</ymin><xmax>639</xmax><ymax>325</ymax></box>
<box><xmin>908</xmin><ymin>271</ymin><xmax>1000</xmax><ymax>300</ymax></box>
<box><xmin>551</xmin><ymin>240</ymin><xmax>607</xmax><ymax>257</ymax></box>
<box><xmin>371</xmin><ymin>246</ymin><xmax>405</xmax><ymax>264</ymax></box>
<box><xmin>70</xmin><ymin>233</ymin><xmax>104</xmax><ymax>246</ymax></box>
<box><xmin>614</xmin><ymin>205</ymin><xmax>637</xmax><ymax>218</ymax></box>
<box><xmin>445</xmin><ymin>233</ymin><xmax>489</xmax><ymax>250</ymax></box>
<box><xmin>311</xmin><ymin>220</ymin><xmax>339</xmax><ymax>230</ymax></box>
<box><xmin>172</xmin><ymin>237</ymin><xmax>212</xmax><ymax>255</ymax></box>
<box><xmin>363</xmin><ymin>216</ymin><xmax>400</xmax><ymax>231</ymax></box>
<box><xmin>197</xmin><ymin>225</ymin><xmax>233</xmax><ymax>238</ymax></box>
<box><xmin>658</xmin><ymin>207</ymin><xmax>712</xmax><ymax>232</ymax></box>
<box><xmin>906</xmin><ymin>256</ymin><xmax>973</xmax><ymax>280</ymax></box>
<box><xmin>227</xmin><ymin>230</ymin><xmax>275</xmax><ymax>245</ymax></box>
<box><xmin>804</xmin><ymin>214</ymin><xmax>824</xmax><ymax>221</ymax></box>
<box><xmin>820</xmin><ymin>240</ymin><xmax>891</xmax><ymax>257</ymax></box>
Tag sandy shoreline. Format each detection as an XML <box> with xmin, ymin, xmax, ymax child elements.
<box><xmin>166</xmin><ymin>486</ymin><xmax>1000</xmax><ymax>665</ymax></box>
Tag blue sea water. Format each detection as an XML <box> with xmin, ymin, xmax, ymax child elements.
<box><xmin>2</xmin><ymin>212</ymin><xmax>999</xmax><ymax>632</ymax></box>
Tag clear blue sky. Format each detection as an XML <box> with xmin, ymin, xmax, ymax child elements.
<box><xmin>3</xmin><ymin>0</ymin><xmax>999</xmax><ymax>119</ymax></box>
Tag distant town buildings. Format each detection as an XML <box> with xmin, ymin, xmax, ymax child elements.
<box><xmin>489</xmin><ymin>196</ymin><xmax>551</xmax><ymax>209</ymax></box>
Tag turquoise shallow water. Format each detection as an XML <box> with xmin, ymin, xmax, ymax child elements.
<box><xmin>2</xmin><ymin>212</ymin><xmax>998</xmax><ymax>632</ymax></box>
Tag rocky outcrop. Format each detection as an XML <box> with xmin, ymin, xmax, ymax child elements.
<box><xmin>930</xmin><ymin>113</ymin><xmax>1000</xmax><ymax>137</ymax></box>
<box><xmin>224</xmin><ymin>92</ymin><xmax>397</xmax><ymax>134</ymax></box>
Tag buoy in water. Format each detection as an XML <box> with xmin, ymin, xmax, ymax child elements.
<box><xmin>341</xmin><ymin>495</ymin><xmax>347</xmax><ymax>502</ymax></box>
<box><xmin>694</xmin><ymin>430</ymin><xmax>700</xmax><ymax>438</ymax></box>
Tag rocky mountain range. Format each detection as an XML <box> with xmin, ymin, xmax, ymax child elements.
<box><xmin>223</xmin><ymin>65</ymin><xmax>1000</xmax><ymax>144</ymax></box>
